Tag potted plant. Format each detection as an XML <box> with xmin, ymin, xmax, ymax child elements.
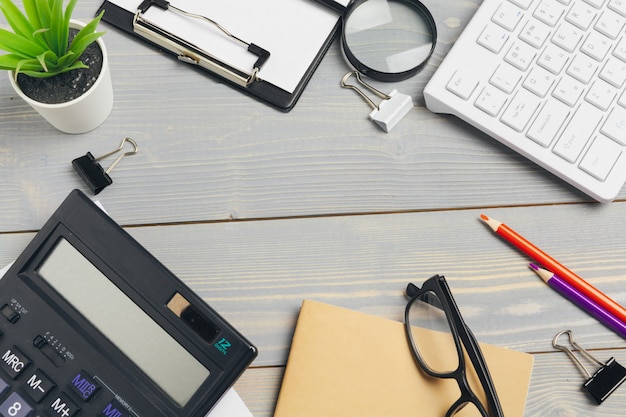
<box><xmin>0</xmin><ymin>0</ymin><xmax>113</xmax><ymax>134</ymax></box>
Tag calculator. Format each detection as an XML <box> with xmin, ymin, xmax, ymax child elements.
<box><xmin>0</xmin><ymin>190</ymin><xmax>257</xmax><ymax>417</ymax></box>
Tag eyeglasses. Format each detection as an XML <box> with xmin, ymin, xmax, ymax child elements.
<box><xmin>403</xmin><ymin>274</ymin><xmax>504</xmax><ymax>417</ymax></box>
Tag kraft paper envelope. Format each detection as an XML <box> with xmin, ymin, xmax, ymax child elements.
<box><xmin>274</xmin><ymin>300</ymin><xmax>534</xmax><ymax>417</ymax></box>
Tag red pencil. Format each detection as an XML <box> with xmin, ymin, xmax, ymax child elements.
<box><xmin>480</xmin><ymin>214</ymin><xmax>626</xmax><ymax>325</ymax></box>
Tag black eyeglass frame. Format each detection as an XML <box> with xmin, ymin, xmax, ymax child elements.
<box><xmin>403</xmin><ymin>274</ymin><xmax>504</xmax><ymax>417</ymax></box>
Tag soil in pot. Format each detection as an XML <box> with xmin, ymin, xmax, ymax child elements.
<box><xmin>15</xmin><ymin>28</ymin><xmax>104</xmax><ymax>104</ymax></box>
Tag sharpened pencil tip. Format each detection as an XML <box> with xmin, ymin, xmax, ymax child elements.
<box><xmin>479</xmin><ymin>214</ymin><xmax>501</xmax><ymax>231</ymax></box>
<box><xmin>529</xmin><ymin>263</ymin><xmax>539</xmax><ymax>271</ymax></box>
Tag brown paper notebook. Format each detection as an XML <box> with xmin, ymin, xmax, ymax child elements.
<box><xmin>274</xmin><ymin>300</ymin><xmax>534</xmax><ymax>417</ymax></box>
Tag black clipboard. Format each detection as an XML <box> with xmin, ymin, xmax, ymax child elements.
<box><xmin>97</xmin><ymin>0</ymin><xmax>351</xmax><ymax>112</ymax></box>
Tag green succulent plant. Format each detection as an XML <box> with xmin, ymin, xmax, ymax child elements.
<box><xmin>0</xmin><ymin>0</ymin><xmax>104</xmax><ymax>80</ymax></box>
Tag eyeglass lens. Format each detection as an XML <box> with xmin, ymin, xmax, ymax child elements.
<box><xmin>406</xmin><ymin>291</ymin><xmax>459</xmax><ymax>374</ymax></box>
<box><xmin>407</xmin><ymin>291</ymin><xmax>488</xmax><ymax>417</ymax></box>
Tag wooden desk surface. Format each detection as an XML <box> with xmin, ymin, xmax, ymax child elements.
<box><xmin>1</xmin><ymin>1</ymin><xmax>625</xmax><ymax>415</ymax></box>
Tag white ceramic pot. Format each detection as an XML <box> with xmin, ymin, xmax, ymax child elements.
<box><xmin>8</xmin><ymin>19</ymin><xmax>113</xmax><ymax>134</ymax></box>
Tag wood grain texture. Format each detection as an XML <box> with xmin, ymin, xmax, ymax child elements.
<box><xmin>2</xmin><ymin>1</ymin><xmax>626</xmax><ymax>416</ymax></box>
<box><xmin>2</xmin><ymin>203</ymin><xmax>626</xmax><ymax>416</ymax></box>
<box><xmin>3</xmin><ymin>203</ymin><xmax>626</xmax><ymax>359</ymax></box>
<box><xmin>1</xmin><ymin>0</ymin><xmax>620</xmax><ymax>233</ymax></box>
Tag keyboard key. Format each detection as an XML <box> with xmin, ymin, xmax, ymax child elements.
<box><xmin>581</xmin><ymin>31</ymin><xmax>613</xmax><ymax>60</ymax></box>
<box><xmin>594</xmin><ymin>9</ymin><xmax>626</xmax><ymax>38</ymax></box>
<box><xmin>527</xmin><ymin>99</ymin><xmax>571</xmax><ymax>146</ymax></box>
<box><xmin>519</xmin><ymin>19</ymin><xmax>552</xmax><ymax>48</ymax></box>
<box><xmin>580</xmin><ymin>135</ymin><xmax>623</xmax><ymax>180</ymax></box>
<box><xmin>553</xmin><ymin>103</ymin><xmax>603</xmax><ymax>162</ymax></box>
<box><xmin>505</xmin><ymin>41</ymin><xmax>537</xmax><ymax>70</ymax></box>
<box><xmin>553</xmin><ymin>75</ymin><xmax>585</xmax><ymax>105</ymax></box>
<box><xmin>613</xmin><ymin>36</ymin><xmax>626</xmax><ymax>61</ymax></box>
<box><xmin>585</xmin><ymin>79</ymin><xmax>617</xmax><ymax>110</ymax></box>
<box><xmin>492</xmin><ymin>1</ymin><xmax>524</xmax><ymax>30</ymax></box>
<box><xmin>523</xmin><ymin>66</ymin><xmax>555</xmax><ymax>96</ymax></box>
<box><xmin>552</xmin><ymin>22</ymin><xmax>584</xmax><ymax>52</ymax></box>
<box><xmin>566</xmin><ymin>1</ymin><xmax>597</xmax><ymax>29</ymax></box>
<box><xmin>608</xmin><ymin>0</ymin><xmax>626</xmax><ymax>16</ymax></box>
<box><xmin>0</xmin><ymin>392</ymin><xmax>33</xmax><ymax>417</ymax></box>
<box><xmin>566</xmin><ymin>53</ymin><xmax>598</xmax><ymax>83</ymax></box>
<box><xmin>534</xmin><ymin>0</ymin><xmax>566</xmax><ymax>26</ymax></box>
<box><xmin>490</xmin><ymin>63</ymin><xmax>523</xmax><ymax>93</ymax></box>
<box><xmin>475</xmin><ymin>86</ymin><xmax>508</xmax><ymax>116</ymax></box>
<box><xmin>599</xmin><ymin>57</ymin><xmax>626</xmax><ymax>87</ymax></box>
<box><xmin>501</xmin><ymin>89</ymin><xmax>541</xmax><ymax>130</ymax></box>
<box><xmin>601</xmin><ymin>106</ymin><xmax>626</xmax><ymax>144</ymax></box>
<box><xmin>477</xmin><ymin>24</ymin><xmax>510</xmax><ymax>53</ymax></box>
<box><xmin>446</xmin><ymin>70</ymin><xmax>480</xmax><ymax>99</ymax></box>
<box><xmin>538</xmin><ymin>44</ymin><xmax>570</xmax><ymax>73</ymax></box>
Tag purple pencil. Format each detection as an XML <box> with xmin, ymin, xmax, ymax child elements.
<box><xmin>530</xmin><ymin>263</ymin><xmax>626</xmax><ymax>340</ymax></box>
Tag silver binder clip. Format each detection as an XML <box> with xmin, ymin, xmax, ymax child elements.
<box><xmin>553</xmin><ymin>330</ymin><xmax>626</xmax><ymax>404</ymax></box>
<box><xmin>72</xmin><ymin>138</ymin><xmax>139</xmax><ymax>195</ymax></box>
<box><xmin>340</xmin><ymin>71</ymin><xmax>413</xmax><ymax>133</ymax></box>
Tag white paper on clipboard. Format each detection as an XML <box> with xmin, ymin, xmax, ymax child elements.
<box><xmin>107</xmin><ymin>0</ymin><xmax>351</xmax><ymax>93</ymax></box>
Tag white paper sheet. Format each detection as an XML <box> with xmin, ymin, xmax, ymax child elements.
<box><xmin>107</xmin><ymin>0</ymin><xmax>351</xmax><ymax>93</ymax></box>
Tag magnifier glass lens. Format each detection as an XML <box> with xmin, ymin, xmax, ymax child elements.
<box><xmin>343</xmin><ymin>0</ymin><xmax>435</xmax><ymax>79</ymax></box>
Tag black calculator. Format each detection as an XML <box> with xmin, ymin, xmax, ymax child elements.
<box><xmin>0</xmin><ymin>190</ymin><xmax>257</xmax><ymax>417</ymax></box>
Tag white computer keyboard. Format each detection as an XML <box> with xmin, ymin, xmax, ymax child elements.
<box><xmin>424</xmin><ymin>0</ymin><xmax>626</xmax><ymax>202</ymax></box>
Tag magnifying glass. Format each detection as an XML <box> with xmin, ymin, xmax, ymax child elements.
<box><xmin>339</xmin><ymin>0</ymin><xmax>437</xmax><ymax>132</ymax></box>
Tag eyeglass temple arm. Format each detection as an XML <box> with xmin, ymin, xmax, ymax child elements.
<box><xmin>453</xmin><ymin>310</ymin><xmax>505</xmax><ymax>417</ymax></box>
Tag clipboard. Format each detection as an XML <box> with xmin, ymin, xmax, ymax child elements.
<box><xmin>96</xmin><ymin>0</ymin><xmax>352</xmax><ymax>111</ymax></box>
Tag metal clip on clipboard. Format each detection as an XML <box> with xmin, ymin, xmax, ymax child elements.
<box><xmin>133</xmin><ymin>0</ymin><xmax>270</xmax><ymax>87</ymax></box>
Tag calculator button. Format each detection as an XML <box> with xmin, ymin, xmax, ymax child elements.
<box><xmin>69</xmin><ymin>370</ymin><xmax>100</xmax><ymax>402</ymax></box>
<box><xmin>0</xmin><ymin>377</ymin><xmax>8</xmax><ymax>397</ymax></box>
<box><xmin>23</xmin><ymin>369</ymin><xmax>56</xmax><ymax>403</ymax></box>
<box><xmin>0</xmin><ymin>392</ymin><xmax>33</xmax><ymax>417</ymax></box>
<box><xmin>46</xmin><ymin>392</ymin><xmax>80</xmax><ymax>417</ymax></box>
<box><xmin>100</xmin><ymin>399</ymin><xmax>131</xmax><ymax>417</ymax></box>
<box><xmin>0</xmin><ymin>305</ymin><xmax>19</xmax><ymax>324</ymax></box>
<box><xmin>0</xmin><ymin>347</ymin><xmax>31</xmax><ymax>379</ymax></box>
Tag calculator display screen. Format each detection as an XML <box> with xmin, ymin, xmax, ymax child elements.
<box><xmin>37</xmin><ymin>238</ymin><xmax>210</xmax><ymax>406</ymax></box>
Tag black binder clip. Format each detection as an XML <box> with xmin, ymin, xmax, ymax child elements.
<box><xmin>553</xmin><ymin>329</ymin><xmax>626</xmax><ymax>404</ymax></box>
<box><xmin>72</xmin><ymin>137</ymin><xmax>138</xmax><ymax>194</ymax></box>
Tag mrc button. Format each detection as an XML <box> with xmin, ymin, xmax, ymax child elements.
<box><xmin>0</xmin><ymin>346</ymin><xmax>31</xmax><ymax>379</ymax></box>
<box><xmin>69</xmin><ymin>370</ymin><xmax>100</xmax><ymax>401</ymax></box>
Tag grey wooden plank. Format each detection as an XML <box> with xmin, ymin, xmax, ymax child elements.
<box><xmin>3</xmin><ymin>203</ymin><xmax>626</xmax><ymax>366</ymax></box>
<box><xmin>0</xmin><ymin>1</ymin><xmax>616</xmax><ymax>233</ymax></box>
<box><xmin>234</xmin><ymin>348</ymin><xmax>626</xmax><ymax>417</ymax></box>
